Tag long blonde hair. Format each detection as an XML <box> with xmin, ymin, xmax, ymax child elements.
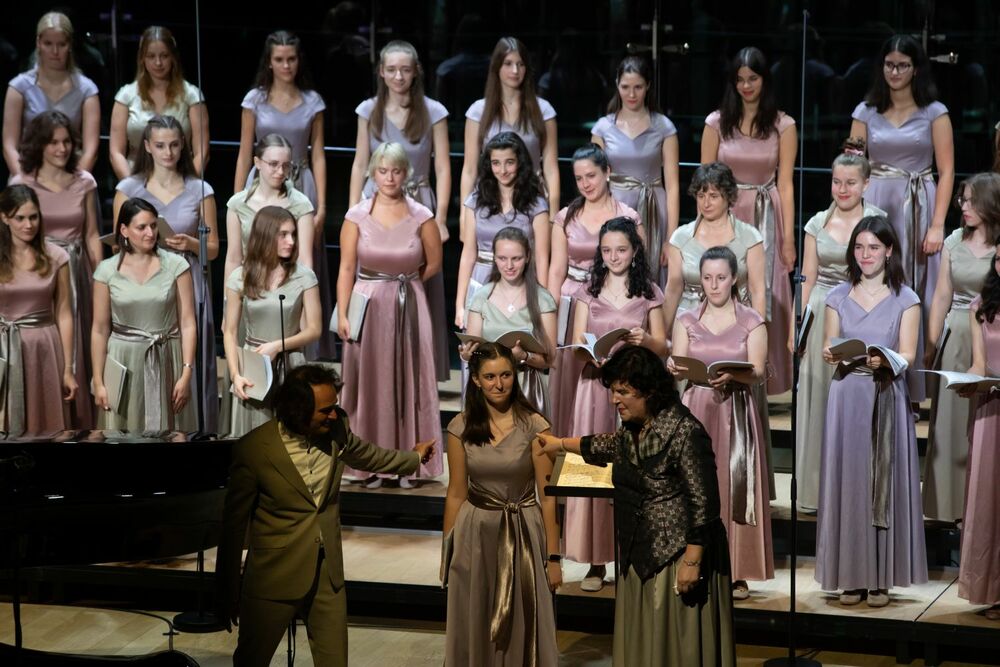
<box><xmin>136</xmin><ymin>26</ymin><xmax>186</xmax><ymax>107</ymax></box>
<box><xmin>34</xmin><ymin>11</ymin><xmax>77</xmax><ymax>72</ymax></box>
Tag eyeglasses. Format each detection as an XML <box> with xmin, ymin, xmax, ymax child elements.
<box><xmin>954</xmin><ymin>195</ymin><xmax>972</xmax><ymax>208</ymax></box>
<box><xmin>883</xmin><ymin>61</ymin><xmax>913</xmax><ymax>74</ymax></box>
<box><xmin>262</xmin><ymin>160</ymin><xmax>292</xmax><ymax>172</ymax></box>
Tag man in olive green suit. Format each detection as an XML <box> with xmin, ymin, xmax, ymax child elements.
<box><xmin>216</xmin><ymin>365</ymin><xmax>435</xmax><ymax>667</ymax></box>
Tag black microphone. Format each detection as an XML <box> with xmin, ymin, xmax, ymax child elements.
<box><xmin>278</xmin><ymin>294</ymin><xmax>287</xmax><ymax>383</ymax></box>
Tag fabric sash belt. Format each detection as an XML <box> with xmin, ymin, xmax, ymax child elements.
<box><xmin>870</xmin><ymin>163</ymin><xmax>933</xmax><ymax>293</ymax></box>
<box><xmin>814</xmin><ymin>272</ymin><xmax>844</xmax><ymax>291</ymax></box>
<box><xmin>566</xmin><ymin>264</ymin><xmax>589</xmax><ymax>283</ymax></box>
<box><xmin>728</xmin><ymin>387</ymin><xmax>758</xmax><ymax>526</ymax></box>
<box><xmin>737</xmin><ymin>176</ymin><xmax>777</xmax><ymax>320</ymax></box>
<box><xmin>47</xmin><ymin>237</ymin><xmax>82</xmax><ymax>372</ymax></box>
<box><xmin>110</xmin><ymin>322</ymin><xmax>179</xmax><ymax>431</ymax></box>
<box><xmin>610</xmin><ymin>173</ymin><xmax>663</xmax><ymax>270</ymax></box>
<box><xmin>951</xmin><ymin>293</ymin><xmax>976</xmax><ymax>310</ymax></box>
<box><xmin>475</xmin><ymin>250</ymin><xmax>494</xmax><ymax>269</ymax></box>
<box><xmin>357</xmin><ymin>267</ymin><xmax>422</xmax><ymax>420</ymax></box>
<box><xmin>289</xmin><ymin>158</ymin><xmax>310</xmax><ymax>186</ymax></box>
<box><xmin>0</xmin><ymin>311</ymin><xmax>56</xmax><ymax>435</ymax></box>
<box><xmin>403</xmin><ymin>177</ymin><xmax>432</xmax><ymax>201</ymax></box>
<box><xmin>467</xmin><ymin>483</ymin><xmax>539</xmax><ymax>666</ymax></box>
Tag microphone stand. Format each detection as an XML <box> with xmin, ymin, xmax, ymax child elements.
<box><xmin>764</xmin><ymin>10</ymin><xmax>821</xmax><ymax>667</ymax></box>
<box><xmin>278</xmin><ymin>294</ymin><xmax>288</xmax><ymax>384</ymax></box>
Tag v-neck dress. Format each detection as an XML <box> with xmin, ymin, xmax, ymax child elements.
<box><xmin>114</xmin><ymin>80</ymin><xmax>205</xmax><ymax>170</ymax></box>
<box><xmin>816</xmin><ymin>282</ymin><xmax>927</xmax><ymax>592</ymax></box>
<box><xmin>9</xmin><ymin>67</ymin><xmax>98</xmax><ymax>132</ymax></box>
<box><xmin>117</xmin><ymin>175</ymin><xmax>219</xmax><ymax>434</ymax></box>
<box><xmin>564</xmin><ymin>284</ymin><xmax>664</xmax><ymax>565</ymax></box>
<box><xmin>466</xmin><ymin>97</ymin><xmax>556</xmax><ymax>173</ymax></box>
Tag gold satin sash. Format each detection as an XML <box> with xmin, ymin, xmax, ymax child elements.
<box><xmin>0</xmin><ymin>311</ymin><xmax>57</xmax><ymax>436</ymax></box>
<box><xmin>610</xmin><ymin>173</ymin><xmax>663</xmax><ymax>270</ymax></box>
<box><xmin>870</xmin><ymin>163</ymin><xmax>934</xmax><ymax>294</ymax></box>
<box><xmin>466</xmin><ymin>483</ymin><xmax>540</xmax><ymax>666</ymax></box>
<box><xmin>737</xmin><ymin>176</ymin><xmax>777</xmax><ymax>320</ymax></box>
<box><xmin>110</xmin><ymin>322</ymin><xmax>180</xmax><ymax>432</ymax></box>
<box><xmin>566</xmin><ymin>264</ymin><xmax>589</xmax><ymax>283</ymax></box>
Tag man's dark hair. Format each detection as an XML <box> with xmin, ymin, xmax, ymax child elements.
<box><xmin>599</xmin><ymin>345</ymin><xmax>679</xmax><ymax>416</ymax></box>
<box><xmin>273</xmin><ymin>364</ymin><xmax>343</xmax><ymax>433</ymax></box>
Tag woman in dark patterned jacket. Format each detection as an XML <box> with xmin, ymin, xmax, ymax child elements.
<box><xmin>537</xmin><ymin>344</ymin><xmax>735</xmax><ymax>667</ymax></box>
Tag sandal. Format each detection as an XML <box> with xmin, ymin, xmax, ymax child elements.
<box><xmin>732</xmin><ymin>580</ymin><xmax>750</xmax><ymax>600</ymax></box>
<box><xmin>984</xmin><ymin>605</ymin><xmax>1000</xmax><ymax>621</ymax></box>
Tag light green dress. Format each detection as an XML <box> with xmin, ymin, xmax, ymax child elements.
<box><xmin>224</xmin><ymin>264</ymin><xmax>318</xmax><ymax>437</ymax></box>
<box><xmin>923</xmin><ymin>229</ymin><xmax>996</xmax><ymax>521</ymax></box>
<box><xmin>795</xmin><ymin>202</ymin><xmax>885</xmax><ymax>511</ymax></box>
<box><xmin>468</xmin><ymin>283</ymin><xmax>556</xmax><ymax>417</ymax></box>
<box><xmin>225</xmin><ymin>186</ymin><xmax>314</xmax><ymax>255</ymax></box>
<box><xmin>94</xmin><ymin>249</ymin><xmax>196</xmax><ymax>433</ymax></box>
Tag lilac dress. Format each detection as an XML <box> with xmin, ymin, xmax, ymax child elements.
<box><xmin>0</xmin><ymin>243</ymin><xmax>70</xmax><ymax>435</ymax></box>
<box><xmin>564</xmin><ymin>284</ymin><xmax>664</xmax><ymax>565</ymax></box>
<box><xmin>357</xmin><ymin>95</ymin><xmax>451</xmax><ymax>381</ymax></box>
<box><xmin>340</xmin><ymin>196</ymin><xmax>442</xmax><ymax>480</ymax></box>
<box><xmin>706</xmin><ymin>110</ymin><xmax>795</xmax><ymax>396</ymax></box>
<box><xmin>548</xmin><ymin>200</ymin><xmax>640</xmax><ymax>438</ymax></box>
<box><xmin>242</xmin><ymin>87</ymin><xmax>334</xmax><ymax>359</ymax></box>
<box><xmin>116</xmin><ymin>176</ymin><xmax>219</xmax><ymax>434</ymax></box>
<box><xmin>592</xmin><ymin>112</ymin><xmax>677</xmax><ymax>281</ymax></box>
<box><xmin>8</xmin><ymin>67</ymin><xmax>98</xmax><ymax>132</ymax></box>
<box><xmin>679</xmin><ymin>302</ymin><xmax>773</xmax><ymax>582</ymax></box>
<box><xmin>9</xmin><ymin>171</ymin><xmax>96</xmax><ymax>428</ymax></box>
<box><xmin>466</xmin><ymin>97</ymin><xmax>556</xmax><ymax>173</ymax></box>
<box><xmin>816</xmin><ymin>283</ymin><xmax>927</xmax><ymax>592</ymax></box>
<box><xmin>959</xmin><ymin>296</ymin><xmax>1000</xmax><ymax>605</ymax></box>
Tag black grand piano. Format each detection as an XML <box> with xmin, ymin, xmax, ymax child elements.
<box><xmin>0</xmin><ymin>430</ymin><xmax>234</xmax><ymax>666</ymax></box>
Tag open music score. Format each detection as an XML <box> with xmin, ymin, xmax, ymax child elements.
<box><xmin>546</xmin><ymin>452</ymin><xmax>614</xmax><ymax>498</ymax></box>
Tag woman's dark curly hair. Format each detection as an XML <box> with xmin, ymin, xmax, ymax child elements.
<box><xmin>718</xmin><ymin>46</ymin><xmax>779</xmax><ymax>140</ymax></box>
<box><xmin>587</xmin><ymin>217</ymin><xmax>655</xmax><ymax>300</ymax></box>
<box><xmin>473</xmin><ymin>131</ymin><xmax>543</xmax><ymax>217</ymax></box>
<box><xmin>273</xmin><ymin>364</ymin><xmax>344</xmax><ymax>435</ymax></box>
<box><xmin>19</xmin><ymin>110</ymin><xmax>80</xmax><ymax>174</ymax></box>
<box><xmin>688</xmin><ymin>161</ymin><xmax>738</xmax><ymax>209</ymax></box>
<box><xmin>600</xmin><ymin>345</ymin><xmax>679</xmax><ymax>417</ymax></box>
<box><xmin>462</xmin><ymin>343</ymin><xmax>539</xmax><ymax>446</ymax></box>
<box><xmin>976</xmin><ymin>233</ymin><xmax>1000</xmax><ymax>324</ymax></box>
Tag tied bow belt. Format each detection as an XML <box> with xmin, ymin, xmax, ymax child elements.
<box><xmin>689</xmin><ymin>382</ymin><xmax>759</xmax><ymax>526</ymax></box>
<box><xmin>110</xmin><ymin>322</ymin><xmax>179</xmax><ymax>432</ymax></box>
<box><xmin>47</xmin><ymin>237</ymin><xmax>84</xmax><ymax>372</ymax></box>
<box><xmin>402</xmin><ymin>177</ymin><xmax>433</xmax><ymax>201</ymax></box>
<box><xmin>0</xmin><ymin>311</ymin><xmax>56</xmax><ymax>435</ymax></box>
<box><xmin>609</xmin><ymin>173</ymin><xmax>663</xmax><ymax>270</ymax></box>
<box><xmin>356</xmin><ymin>267</ymin><xmax>422</xmax><ymax>421</ymax></box>
<box><xmin>566</xmin><ymin>265</ymin><xmax>589</xmax><ymax>283</ymax></box>
<box><xmin>737</xmin><ymin>176</ymin><xmax>777</xmax><ymax>320</ymax></box>
<box><xmin>870</xmin><ymin>163</ymin><xmax>934</xmax><ymax>293</ymax></box>
<box><xmin>467</xmin><ymin>482</ymin><xmax>542</xmax><ymax>667</ymax></box>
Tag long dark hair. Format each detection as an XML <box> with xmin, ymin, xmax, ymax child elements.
<box><xmin>607</xmin><ymin>55</ymin><xmax>659</xmax><ymax>115</ymax></box>
<box><xmin>564</xmin><ymin>143</ymin><xmax>611</xmax><ymax>225</ymax></box>
<box><xmin>956</xmin><ymin>172</ymin><xmax>1000</xmax><ymax>245</ymax></box>
<box><xmin>242</xmin><ymin>205</ymin><xmax>298</xmax><ymax>300</ymax></box>
<box><xmin>487</xmin><ymin>227</ymin><xmax>546</xmax><ymax>346</ymax></box>
<box><xmin>479</xmin><ymin>37</ymin><xmax>546</xmax><ymax>151</ymax></box>
<box><xmin>254</xmin><ymin>30</ymin><xmax>314</xmax><ymax>94</ymax></box>
<box><xmin>976</xmin><ymin>233</ymin><xmax>1000</xmax><ymax>324</ymax></box>
<box><xmin>844</xmin><ymin>215</ymin><xmax>906</xmax><ymax>293</ymax></box>
<box><xmin>462</xmin><ymin>343</ymin><xmax>539</xmax><ymax>446</ymax></box>
<box><xmin>718</xmin><ymin>46</ymin><xmax>779</xmax><ymax>140</ymax></box>
<box><xmin>19</xmin><ymin>110</ymin><xmax>80</xmax><ymax>174</ymax></box>
<box><xmin>0</xmin><ymin>184</ymin><xmax>51</xmax><ymax>283</ymax></box>
<box><xmin>369</xmin><ymin>40</ymin><xmax>430</xmax><ymax>144</ymax></box>
<box><xmin>863</xmin><ymin>34</ymin><xmax>937</xmax><ymax>113</ymax></box>
<box><xmin>700</xmin><ymin>245</ymin><xmax>740</xmax><ymax>298</ymax></box>
<box><xmin>599</xmin><ymin>345</ymin><xmax>679</xmax><ymax>418</ymax></box>
<box><xmin>587</xmin><ymin>217</ymin><xmax>655</xmax><ymax>300</ymax></box>
<box><xmin>132</xmin><ymin>114</ymin><xmax>196</xmax><ymax>179</ymax></box>
<box><xmin>473</xmin><ymin>132</ymin><xmax>542</xmax><ymax>217</ymax></box>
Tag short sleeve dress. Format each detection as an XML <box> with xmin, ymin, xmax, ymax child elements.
<box><xmin>223</xmin><ymin>264</ymin><xmax>318</xmax><ymax>438</ymax></box>
<box><xmin>444</xmin><ymin>411</ymin><xmax>558</xmax><ymax>666</ymax></box>
<box><xmin>564</xmin><ymin>284</ymin><xmax>664</xmax><ymax>566</ymax></box>
<box><xmin>466</xmin><ymin>97</ymin><xmax>557</xmax><ymax>173</ymax></box>
<box><xmin>116</xmin><ymin>175</ymin><xmax>219</xmax><ymax>434</ymax></box>
<box><xmin>9</xmin><ymin>170</ymin><xmax>98</xmax><ymax>428</ymax></box>
<box><xmin>9</xmin><ymin>67</ymin><xmax>98</xmax><ymax>131</ymax></box>
<box><xmin>113</xmin><ymin>80</ymin><xmax>205</xmax><ymax>169</ymax></box>
<box><xmin>0</xmin><ymin>243</ymin><xmax>70</xmax><ymax>435</ymax></box>
<box><xmin>339</xmin><ymin>197</ymin><xmax>442</xmax><ymax>480</ymax></box>
<box><xmin>226</xmin><ymin>185</ymin><xmax>315</xmax><ymax>257</ymax></box>
<box><xmin>706</xmin><ymin>110</ymin><xmax>795</xmax><ymax>395</ymax></box>
<box><xmin>93</xmin><ymin>249</ymin><xmax>197</xmax><ymax>433</ymax></box>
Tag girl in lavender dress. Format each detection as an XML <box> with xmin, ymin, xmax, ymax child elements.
<box><xmin>668</xmin><ymin>246</ymin><xmax>772</xmax><ymax>600</ymax></box>
<box><xmin>109</xmin><ymin>26</ymin><xmax>209</xmax><ymax>179</ymax></box>
<box><xmin>591</xmin><ymin>55</ymin><xmax>679</xmax><ymax>283</ymax></box>
<box><xmin>702</xmin><ymin>47</ymin><xmax>797</xmax><ymax>396</ymax></box>
<box><xmin>957</xmin><ymin>245</ymin><xmax>1000</xmax><ymax>620</ymax></box>
<box><xmin>548</xmin><ymin>144</ymin><xmax>640</xmax><ymax>436</ymax></box>
<box><xmin>0</xmin><ymin>185</ymin><xmax>76</xmax><ymax>436</ymax></box>
<box><xmin>817</xmin><ymin>216</ymin><xmax>926</xmax><ymax>608</ymax></box>
<box><xmin>3</xmin><ymin>12</ymin><xmax>99</xmax><ymax>175</ymax></box>
<box><xmin>11</xmin><ymin>111</ymin><xmax>100</xmax><ymax>428</ymax></box>
<box><xmin>235</xmin><ymin>31</ymin><xmax>334</xmax><ymax>358</ymax></box>
<box><xmin>456</xmin><ymin>132</ymin><xmax>549</xmax><ymax>328</ymax></box>
<box><xmin>349</xmin><ymin>40</ymin><xmax>452</xmax><ymax>381</ymax></box>
<box><xmin>114</xmin><ymin>115</ymin><xmax>220</xmax><ymax>434</ymax></box>
<box><xmin>566</xmin><ymin>217</ymin><xmax>667</xmax><ymax>592</ymax></box>
<box><xmin>460</xmin><ymin>37</ymin><xmax>559</xmax><ymax>233</ymax></box>
<box><xmin>337</xmin><ymin>143</ymin><xmax>443</xmax><ymax>489</ymax></box>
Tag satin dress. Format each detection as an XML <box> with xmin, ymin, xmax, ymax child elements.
<box><xmin>9</xmin><ymin>67</ymin><xmax>97</xmax><ymax>131</ymax></box>
<box><xmin>114</xmin><ymin>80</ymin><xmax>204</xmax><ymax>170</ymax></box>
<box><xmin>465</xmin><ymin>97</ymin><xmax>556</xmax><ymax>173</ymax></box>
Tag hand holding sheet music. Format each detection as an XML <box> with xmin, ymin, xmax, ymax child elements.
<box><xmin>828</xmin><ymin>337</ymin><xmax>909</xmax><ymax>376</ymax></box>
<box><xmin>669</xmin><ymin>355</ymin><xmax>755</xmax><ymax>385</ymax></box>
<box><xmin>557</xmin><ymin>328</ymin><xmax>630</xmax><ymax>364</ymax></box>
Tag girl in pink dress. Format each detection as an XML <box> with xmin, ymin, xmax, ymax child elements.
<box><xmin>11</xmin><ymin>111</ymin><xmax>100</xmax><ymax>428</ymax></box>
<box><xmin>0</xmin><ymin>185</ymin><xmax>76</xmax><ymax>435</ymax></box>
<box><xmin>668</xmin><ymin>246</ymin><xmax>773</xmax><ymax>600</ymax></box>
<box><xmin>565</xmin><ymin>217</ymin><xmax>667</xmax><ymax>591</ymax></box>
<box><xmin>958</xmin><ymin>245</ymin><xmax>1000</xmax><ymax>620</ymax></box>
<box><xmin>702</xmin><ymin>46</ymin><xmax>796</xmax><ymax>395</ymax></box>
<box><xmin>337</xmin><ymin>142</ymin><xmax>443</xmax><ymax>488</ymax></box>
